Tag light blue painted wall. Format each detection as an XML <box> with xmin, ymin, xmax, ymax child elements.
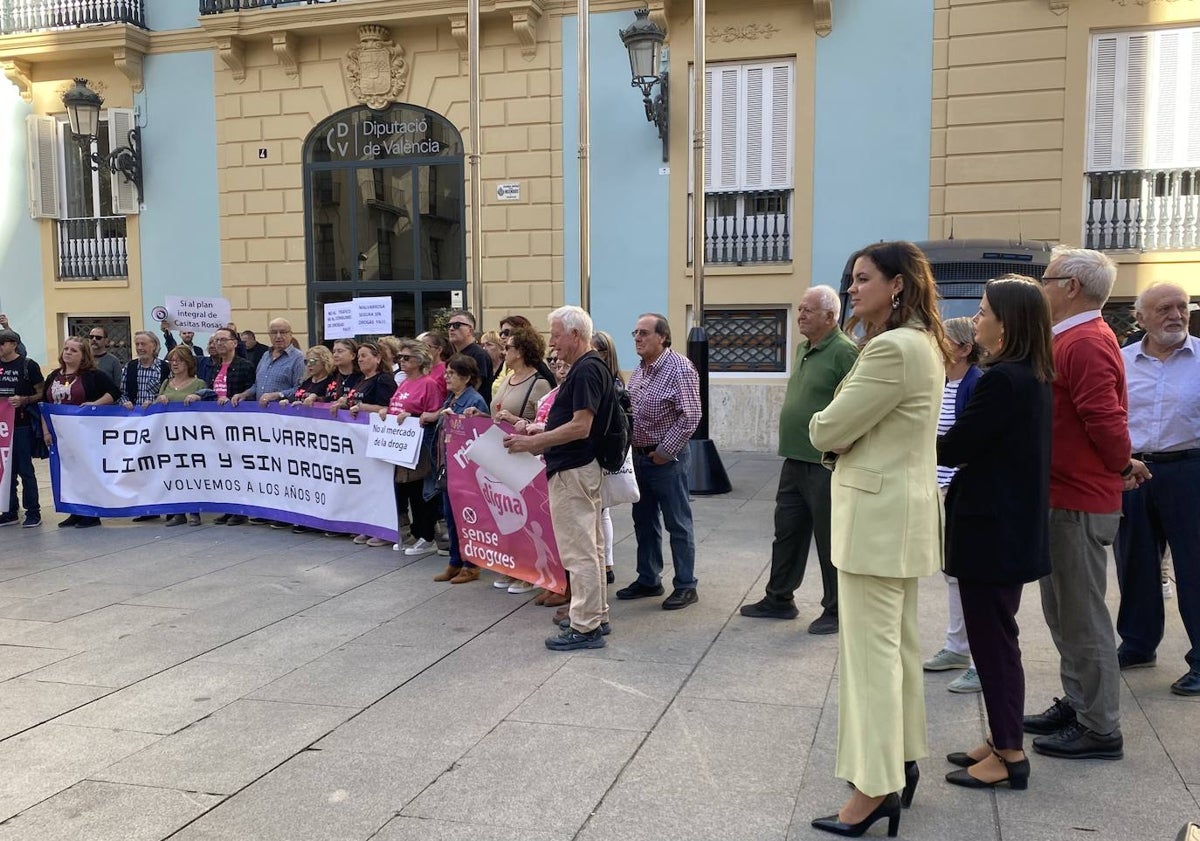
<box><xmin>810</xmin><ymin>2</ymin><xmax>934</xmax><ymax>291</ymax></box>
<box><xmin>138</xmin><ymin>52</ymin><xmax>221</xmax><ymax>334</ymax></box>
<box><xmin>144</xmin><ymin>0</ymin><xmax>200</xmax><ymax>30</ymax></box>
<box><xmin>0</xmin><ymin>82</ymin><xmax>48</xmax><ymax>364</ymax></box>
<box><xmin>562</xmin><ymin>11</ymin><xmax>669</xmax><ymax>367</ymax></box>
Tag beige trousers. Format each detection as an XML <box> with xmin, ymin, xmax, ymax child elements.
<box><xmin>548</xmin><ymin>461</ymin><xmax>608</xmax><ymax>632</ymax></box>
<box><xmin>835</xmin><ymin>570</ymin><xmax>928</xmax><ymax>797</ymax></box>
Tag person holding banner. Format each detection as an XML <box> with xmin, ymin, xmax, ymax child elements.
<box><xmin>156</xmin><ymin>346</ymin><xmax>205</xmax><ymax>527</ymax></box>
<box><xmin>435</xmin><ymin>355</ymin><xmax>492</xmax><ymax>584</ymax></box>
<box><xmin>200</xmin><ymin>328</ymin><xmax>255</xmax><ymax>407</ymax></box>
<box><xmin>278</xmin><ymin>346</ymin><xmax>334</xmax><ymax>406</ymax></box>
<box><xmin>418</xmin><ymin>331</ymin><xmax>450</xmax><ymax>404</ymax></box>
<box><xmin>307</xmin><ymin>339</ymin><xmax>361</xmax><ymax>406</ymax></box>
<box><xmin>383</xmin><ymin>341</ymin><xmax>443</xmax><ymax>557</ymax></box>
<box><xmin>41</xmin><ymin>337</ymin><xmax>119</xmax><ymax>528</ymax></box>
<box><xmin>505</xmin><ymin>306</ymin><xmax>614</xmax><ymax>651</ymax></box>
<box><xmin>120</xmin><ymin>331</ymin><xmax>170</xmax><ymax>409</ymax></box>
<box><xmin>0</xmin><ymin>328</ymin><xmax>42</xmax><ymax>528</ymax></box>
<box><xmin>342</xmin><ymin>342</ymin><xmax>398</xmax><ymax>416</ymax></box>
<box><xmin>230</xmin><ymin>319</ymin><xmax>305</xmax><ymax>408</ymax></box>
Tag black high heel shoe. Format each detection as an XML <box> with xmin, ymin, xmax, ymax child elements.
<box><xmin>901</xmin><ymin>760</ymin><xmax>919</xmax><ymax>808</ymax></box>
<box><xmin>947</xmin><ymin>738</ymin><xmax>993</xmax><ymax>768</ymax></box>
<box><xmin>945</xmin><ymin>750</ymin><xmax>1030</xmax><ymax>790</ymax></box>
<box><xmin>812</xmin><ymin>792</ymin><xmax>901</xmax><ymax>838</ymax></box>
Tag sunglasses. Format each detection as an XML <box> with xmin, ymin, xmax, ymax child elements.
<box><xmin>504</xmin><ymin>345</ymin><xmax>518</xmax><ymax>351</ymax></box>
<box><xmin>499</xmin><ymin>329</ymin><xmax>512</xmax><ymax>337</ymax></box>
<box><xmin>396</xmin><ymin>354</ymin><xmax>414</xmax><ymax>361</ymax></box>
<box><xmin>447</xmin><ymin>321</ymin><xmax>470</xmax><ymax>330</ymax></box>
<box><xmin>304</xmin><ymin>358</ymin><xmax>319</xmax><ymax>365</ymax></box>
<box><xmin>88</xmin><ymin>335</ymin><xmax>104</xmax><ymax>340</ymax></box>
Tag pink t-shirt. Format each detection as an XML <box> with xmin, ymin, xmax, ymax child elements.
<box><xmin>214</xmin><ymin>363</ymin><xmax>230</xmax><ymax>398</ymax></box>
<box><xmin>388</xmin><ymin>375</ymin><xmax>442</xmax><ymax>416</ymax></box>
<box><xmin>428</xmin><ymin>361</ymin><xmax>448</xmax><ymax>404</ymax></box>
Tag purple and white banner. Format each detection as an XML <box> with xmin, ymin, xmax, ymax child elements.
<box><xmin>43</xmin><ymin>403</ymin><xmax>398</xmax><ymax>539</ymax></box>
<box><xmin>0</xmin><ymin>403</ymin><xmax>13</xmax><ymax>514</ymax></box>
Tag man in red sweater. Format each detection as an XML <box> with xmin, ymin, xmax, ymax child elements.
<box><xmin>1022</xmin><ymin>246</ymin><xmax>1148</xmax><ymax>761</ymax></box>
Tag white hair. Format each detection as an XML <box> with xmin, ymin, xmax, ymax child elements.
<box><xmin>133</xmin><ymin>330</ymin><xmax>160</xmax><ymax>355</ymax></box>
<box><xmin>548</xmin><ymin>305</ymin><xmax>593</xmax><ymax>343</ymax></box>
<box><xmin>1049</xmin><ymin>246</ymin><xmax>1117</xmax><ymax>306</ymax></box>
<box><xmin>1134</xmin><ymin>282</ymin><xmax>1187</xmax><ymax>316</ymax></box>
<box><xmin>806</xmin><ymin>284</ymin><xmax>841</xmax><ymax>320</ymax></box>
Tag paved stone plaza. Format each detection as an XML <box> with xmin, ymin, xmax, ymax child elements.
<box><xmin>0</xmin><ymin>453</ymin><xmax>1195</xmax><ymax>840</ymax></box>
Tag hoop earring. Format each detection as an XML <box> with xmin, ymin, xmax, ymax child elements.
<box><xmin>891</xmin><ymin>294</ymin><xmax>900</xmax><ymax>310</ymax></box>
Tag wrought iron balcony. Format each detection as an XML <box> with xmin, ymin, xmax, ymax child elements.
<box><xmin>57</xmin><ymin>216</ymin><xmax>128</xmax><ymax>279</ymax></box>
<box><xmin>200</xmin><ymin>0</ymin><xmax>336</xmax><ymax>13</ymax></box>
<box><xmin>1085</xmin><ymin>168</ymin><xmax>1200</xmax><ymax>252</ymax></box>
<box><xmin>0</xmin><ymin>0</ymin><xmax>144</xmax><ymax>34</ymax></box>
<box><xmin>690</xmin><ymin>189</ymin><xmax>793</xmax><ymax>265</ymax></box>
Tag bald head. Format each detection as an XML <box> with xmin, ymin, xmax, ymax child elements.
<box><xmin>1135</xmin><ymin>283</ymin><xmax>1190</xmax><ymax>352</ymax></box>
<box><xmin>268</xmin><ymin>318</ymin><xmax>294</xmax><ymax>353</ymax></box>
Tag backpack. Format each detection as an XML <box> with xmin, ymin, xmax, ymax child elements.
<box><xmin>594</xmin><ymin>369</ymin><xmax>632</xmax><ymax>472</ymax></box>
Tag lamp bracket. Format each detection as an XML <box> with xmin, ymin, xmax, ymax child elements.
<box><xmin>79</xmin><ymin>127</ymin><xmax>144</xmax><ymax>205</ymax></box>
<box><xmin>637</xmin><ymin>71</ymin><xmax>669</xmax><ymax>162</ymax></box>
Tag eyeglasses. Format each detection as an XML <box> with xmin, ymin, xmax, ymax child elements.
<box><xmin>499</xmin><ymin>329</ymin><xmax>511</xmax><ymax>337</ymax></box>
<box><xmin>396</xmin><ymin>354</ymin><xmax>414</xmax><ymax>361</ymax></box>
<box><xmin>631</xmin><ymin>329</ymin><xmax>654</xmax><ymax>338</ymax></box>
<box><xmin>88</xmin><ymin>334</ymin><xmax>104</xmax><ymax>340</ymax></box>
<box><xmin>447</xmin><ymin>321</ymin><xmax>470</xmax><ymax>330</ymax></box>
<box><xmin>1040</xmin><ymin>275</ymin><xmax>1073</xmax><ymax>285</ymax></box>
<box><xmin>213</xmin><ymin>337</ymin><xmax>234</xmax><ymax>343</ymax></box>
<box><xmin>546</xmin><ymin>357</ymin><xmax>559</xmax><ymax>365</ymax></box>
<box><xmin>268</xmin><ymin>329</ymin><xmax>291</xmax><ymax>336</ymax></box>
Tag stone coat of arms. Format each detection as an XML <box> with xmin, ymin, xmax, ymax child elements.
<box><xmin>347</xmin><ymin>25</ymin><xmax>408</xmax><ymax>110</ymax></box>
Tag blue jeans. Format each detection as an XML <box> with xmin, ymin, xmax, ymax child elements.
<box><xmin>443</xmin><ymin>493</ymin><xmax>475</xmax><ymax>569</ymax></box>
<box><xmin>7</xmin><ymin>424</ymin><xmax>39</xmax><ymax>516</ymax></box>
<box><xmin>632</xmin><ymin>447</ymin><xmax>697</xmax><ymax>590</ymax></box>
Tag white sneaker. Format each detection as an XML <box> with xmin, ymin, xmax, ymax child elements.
<box><xmin>1163</xmin><ymin>579</ymin><xmax>1174</xmax><ymax>599</ymax></box>
<box><xmin>507</xmin><ymin>579</ymin><xmax>537</xmax><ymax>595</ymax></box>
<box><xmin>948</xmin><ymin>667</ymin><xmax>982</xmax><ymax>694</ymax></box>
<box><xmin>923</xmin><ymin>648</ymin><xmax>971</xmax><ymax>671</ymax></box>
<box><xmin>493</xmin><ymin>575</ymin><xmax>515</xmax><ymax>589</ymax></box>
<box><xmin>404</xmin><ymin>538</ymin><xmax>436</xmax><ymax>556</ymax></box>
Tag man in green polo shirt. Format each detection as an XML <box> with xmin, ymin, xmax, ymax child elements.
<box><xmin>740</xmin><ymin>284</ymin><xmax>859</xmax><ymax>634</ymax></box>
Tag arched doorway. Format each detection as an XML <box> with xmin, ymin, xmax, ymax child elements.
<box><xmin>303</xmin><ymin>104</ymin><xmax>466</xmax><ymax>340</ymax></box>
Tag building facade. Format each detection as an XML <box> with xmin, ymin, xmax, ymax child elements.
<box><xmin>1</xmin><ymin>0</ymin><xmax>1197</xmax><ymax>452</ymax></box>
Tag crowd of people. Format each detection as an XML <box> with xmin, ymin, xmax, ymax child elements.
<box><xmin>1</xmin><ymin>241</ymin><xmax>1195</xmax><ymax>838</ymax></box>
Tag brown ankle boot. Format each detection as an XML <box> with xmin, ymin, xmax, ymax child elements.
<box><xmin>450</xmin><ymin>566</ymin><xmax>480</xmax><ymax>584</ymax></box>
<box><xmin>433</xmin><ymin>565</ymin><xmax>458</xmax><ymax>582</ymax></box>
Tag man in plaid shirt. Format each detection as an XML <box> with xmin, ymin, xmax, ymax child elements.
<box><xmin>618</xmin><ymin>313</ymin><xmax>703</xmax><ymax>610</ymax></box>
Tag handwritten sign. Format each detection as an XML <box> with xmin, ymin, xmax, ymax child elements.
<box><xmin>324</xmin><ymin>302</ymin><xmax>355</xmax><ymax>339</ymax></box>
<box><xmin>365</xmin><ymin>414</ymin><xmax>422</xmax><ymax>468</ymax></box>
<box><xmin>355</xmin><ymin>296</ymin><xmax>392</xmax><ymax>335</ymax></box>
<box><xmin>165</xmin><ymin>297</ymin><xmax>231</xmax><ymax>333</ymax></box>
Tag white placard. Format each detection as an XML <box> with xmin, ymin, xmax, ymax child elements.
<box><xmin>165</xmin><ymin>296</ymin><xmax>231</xmax><ymax>332</ymax></box>
<box><xmin>366</xmin><ymin>414</ymin><xmax>423</xmax><ymax>468</ymax></box>
<box><xmin>355</xmin><ymin>296</ymin><xmax>392</xmax><ymax>335</ymax></box>
<box><xmin>496</xmin><ymin>183</ymin><xmax>520</xmax><ymax>201</ymax></box>
<box><xmin>324</xmin><ymin>302</ymin><xmax>355</xmax><ymax>339</ymax></box>
<box><xmin>463</xmin><ymin>424</ymin><xmax>542</xmax><ymax>493</ymax></box>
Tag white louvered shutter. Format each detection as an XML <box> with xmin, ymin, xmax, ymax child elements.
<box><xmin>1088</xmin><ymin>36</ymin><xmax>1118</xmax><ymax>170</ymax></box>
<box><xmin>1189</xmin><ymin>30</ymin><xmax>1200</xmax><ymax>163</ymax></box>
<box><xmin>768</xmin><ymin>63</ymin><xmax>793</xmax><ymax>189</ymax></box>
<box><xmin>1150</xmin><ymin>30</ymin><xmax>1181</xmax><ymax>167</ymax></box>
<box><xmin>743</xmin><ymin>62</ymin><xmax>793</xmax><ymax>190</ymax></box>
<box><xmin>706</xmin><ymin>67</ymin><xmax>740</xmax><ymax>191</ymax></box>
<box><xmin>26</xmin><ymin>115</ymin><xmax>60</xmax><ymax>219</ymax></box>
<box><xmin>107</xmin><ymin>108</ymin><xmax>140</xmax><ymax>215</ymax></box>
<box><xmin>1121</xmin><ymin>34</ymin><xmax>1148</xmax><ymax>168</ymax></box>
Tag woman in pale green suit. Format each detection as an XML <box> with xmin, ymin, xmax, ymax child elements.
<box><xmin>809</xmin><ymin>241</ymin><xmax>950</xmax><ymax>838</ymax></box>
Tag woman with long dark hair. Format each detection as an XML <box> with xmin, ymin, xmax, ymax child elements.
<box><xmin>938</xmin><ymin>276</ymin><xmax>1054</xmax><ymax>792</ymax></box>
<box><xmin>808</xmin><ymin>241</ymin><xmax>949</xmax><ymax>837</ymax></box>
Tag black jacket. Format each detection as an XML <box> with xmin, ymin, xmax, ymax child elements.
<box><xmin>938</xmin><ymin>360</ymin><xmax>1053</xmax><ymax>585</ymax></box>
<box><xmin>201</xmin><ymin>356</ymin><xmax>256</xmax><ymax>400</ymax></box>
<box><xmin>122</xmin><ymin>358</ymin><xmax>170</xmax><ymax>405</ymax></box>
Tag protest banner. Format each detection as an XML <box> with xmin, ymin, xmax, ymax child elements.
<box><xmin>324</xmin><ymin>302</ymin><xmax>355</xmax><ymax>339</ymax></box>
<box><xmin>164</xmin><ymin>296</ymin><xmax>231</xmax><ymax>332</ymax></box>
<box><xmin>42</xmin><ymin>403</ymin><xmax>398</xmax><ymax>539</ymax></box>
<box><xmin>355</xmin><ymin>297</ymin><xmax>392</xmax><ymax>335</ymax></box>
<box><xmin>443</xmin><ymin>415</ymin><xmax>566</xmax><ymax>594</ymax></box>
<box><xmin>0</xmin><ymin>403</ymin><xmax>12</xmax><ymax>514</ymax></box>
<box><xmin>366</xmin><ymin>413</ymin><xmax>422</xmax><ymax>468</ymax></box>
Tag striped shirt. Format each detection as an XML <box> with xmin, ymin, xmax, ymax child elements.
<box><xmin>936</xmin><ymin>378</ymin><xmax>962</xmax><ymax>488</ymax></box>
<box><xmin>628</xmin><ymin>348</ymin><xmax>702</xmax><ymax>459</ymax></box>
<box><xmin>135</xmin><ymin>362</ymin><xmax>164</xmax><ymax>405</ymax></box>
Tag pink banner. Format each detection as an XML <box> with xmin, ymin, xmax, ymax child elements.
<box><xmin>443</xmin><ymin>414</ymin><xmax>566</xmax><ymax>594</ymax></box>
<box><xmin>0</xmin><ymin>402</ymin><xmax>13</xmax><ymax>514</ymax></box>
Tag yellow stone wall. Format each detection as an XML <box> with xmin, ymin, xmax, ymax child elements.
<box><xmin>212</xmin><ymin>15</ymin><xmax>563</xmax><ymax>347</ymax></box>
<box><xmin>931</xmin><ymin>0</ymin><xmax>1200</xmax><ymax>299</ymax></box>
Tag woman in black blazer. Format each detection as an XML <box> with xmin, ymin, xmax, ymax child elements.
<box><xmin>937</xmin><ymin>276</ymin><xmax>1055</xmax><ymax>791</ymax></box>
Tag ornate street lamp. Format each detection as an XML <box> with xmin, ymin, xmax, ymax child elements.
<box><xmin>619</xmin><ymin>9</ymin><xmax>668</xmax><ymax>161</ymax></box>
<box><xmin>61</xmin><ymin>78</ymin><xmax>144</xmax><ymax>205</ymax></box>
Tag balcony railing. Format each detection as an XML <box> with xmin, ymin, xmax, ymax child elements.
<box><xmin>0</xmin><ymin>0</ymin><xmax>144</xmax><ymax>34</ymax></box>
<box><xmin>57</xmin><ymin>217</ymin><xmax>128</xmax><ymax>279</ymax></box>
<box><xmin>200</xmin><ymin>0</ymin><xmax>335</xmax><ymax>13</ymax></box>
<box><xmin>690</xmin><ymin>189</ymin><xmax>793</xmax><ymax>265</ymax></box>
<box><xmin>1085</xmin><ymin>168</ymin><xmax>1200</xmax><ymax>251</ymax></box>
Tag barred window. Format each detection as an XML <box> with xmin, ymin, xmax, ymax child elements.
<box><xmin>705</xmin><ymin>308</ymin><xmax>788</xmax><ymax>373</ymax></box>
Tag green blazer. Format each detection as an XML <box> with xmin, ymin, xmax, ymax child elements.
<box><xmin>808</xmin><ymin>323</ymin><xmax>944</xmax><ymax>579</ymax></box>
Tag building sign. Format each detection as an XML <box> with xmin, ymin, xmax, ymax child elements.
<box><xmin>496</xmin><ymin>183</ymin><xmax>520</xmax><ymax>201</ymax></box>
<box><xmin>311</xmin><ymin>105</ymin><xmax>463</xmax><ymax>163</ymax></box>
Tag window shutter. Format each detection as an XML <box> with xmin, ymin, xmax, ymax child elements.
<box><xmin>1088</xmin><ymin>36</ymin><xmax>1118</xmax><ymax>170</ymax></box>
<box><xmin>713</xmin><ymin>67</ymin><xmax>739</xmax><ymax>191</ymax></box>
<box><xmin>768</xmin><ymin>63</ymin><xmax>793</xmax><ymax>189</ymax></box>
<box><xmin>744</xmin><ymin>66</ymin><xmax>764</xmax><ymax>188</ymax></box>
<box><xmin>1189</xmin><ymin>30</ymin><xmax>1200</xmax><ymax>163</ymax></box>
<box><xmin>1150</xmin><ymin>30</ymin><xmax>1181</xmax><ymax>167</ymax></box>
<box><xmin>107</xmin><ymin>108</ymin><xmax>140</xmax><ymax>215</ymax></box>
<box><xmin>1120</xmin><ymin>34</ymin><xmax>1148</xmax><ymax>169</ymax></box>
<box><xmin>25</xmin><ymin>115</ymin><xmax>60</xmax><ymax>219</ymax></box>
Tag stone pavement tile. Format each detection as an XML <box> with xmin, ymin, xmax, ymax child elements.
<box><xmin>375</xmin><ymin>817</ymin><xmax>570</xmax><ymax>841</ymax></box>
<box><xmin>999</xmin><ymin>818</ymin><xmax>1186</xmax><ymax>841</ymax></box>
<box><xmin>0</xmin><ymin>780</ymin><xmax>222</xmax><ymax>841</ymax></box>
<box><xmin>0</xmin><ymin>618</ymin><xmax>52</xmax><ymax>646</ymax></box>
<box><xmin>57</xmin><ymin>661</ymin><xmax>284</xmax><ymax>735</ymax></box>
<box><xmin>0</xmin><ymin>645</ymin><xmax>74</xmax><ymax>681</ymax></box>
<box><xmin>13</xmin><ymin>604</ymin><xmax>191</xmax><ymax>651</ymax></box>
<box><xmin>349</xmin><ymin>588</ymin><xmax>526</xmax><ymax>650</ymax></box>
<box><xmin>581</xmin><ymin>605</ymin><xmax>726</xmax><ymax>667</ymax></box>
<box><xmin>681</xmin><ymin>630</ymin><xmax>837</xmax><ymax>708</ymax></box>
<box><xmin>28</xmin><ymin>594</ymin><xmax>325</xmax><ymax>688</ymax></box>
<box><xmin>0</xmin><ymin>724</ymin><xmax>161</xmax><ymax>821</ymax></box>
<box><xmin>93</xmin><ymin>699</ymin><xmax>356</xmax><ymax>795</ymax></box>
<box><xmin>0</xmin><ymin>678</ymin><xmax>110</xmax><ymax>739</ymax></box>
<box><xmin>196</xmin><ymin>614</ymin><xmax>384</xmax><ymax>671</ymax></box>
<box><xmin>402</xmin><ymin>721</ymin><xmax>644</xmax><ymax>835</ymax></box>
<box><xmin>508</xmin><ymin>657</ymin><xmax>692</xmax><ymax>732</ymax></box>
<box><xmin>298</xmin><ymin>565</ymin><xmax>449</xmax><ymax>622</ymax></box>
<box><xmin>580</xmin><ymin>788</ymin><xmax>795</xmax><ymax>841</ymax></box>
<box><xmin>1139</xmin><ymin>696</ymin><xmax>1200</xmax><ymax>785</ymax></box>
<box><xmin>614</xmin><ymin>697</ymin><xmax>817</xmax><ymax>798</ymax></box>
<box><xmin>170</xmin><ymin>749</ymin><xmax>449</xmax><ymax>841</ymax></box>
<box><xmin>124</xmin><ymin>571</ymin><xmax>334</xmax><ymax>610</ymax></box>
<box><xmin>0</xmin><ymin>583</ymin><xmax>158</xmax><ymax>622</ymax></box>
<box><xmin>247</xmin><ymin>644</ymin><xmax>442</xmax><ymax>708</ymax></box>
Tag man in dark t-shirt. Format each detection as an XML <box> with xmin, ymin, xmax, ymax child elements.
<box><xmin>0</xmin><ymin>329</ymin><xmax>43</xmax><ymax>526</ymax></box>
<box><xmin>446</xmin><ymin>310</ymin><xmax>494</xmax><ymax>403</ymax></box>
<box><xmin>505</xmin><ymin>306</ymin><xmax>613</xmax><ymax>651</ymax></box>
